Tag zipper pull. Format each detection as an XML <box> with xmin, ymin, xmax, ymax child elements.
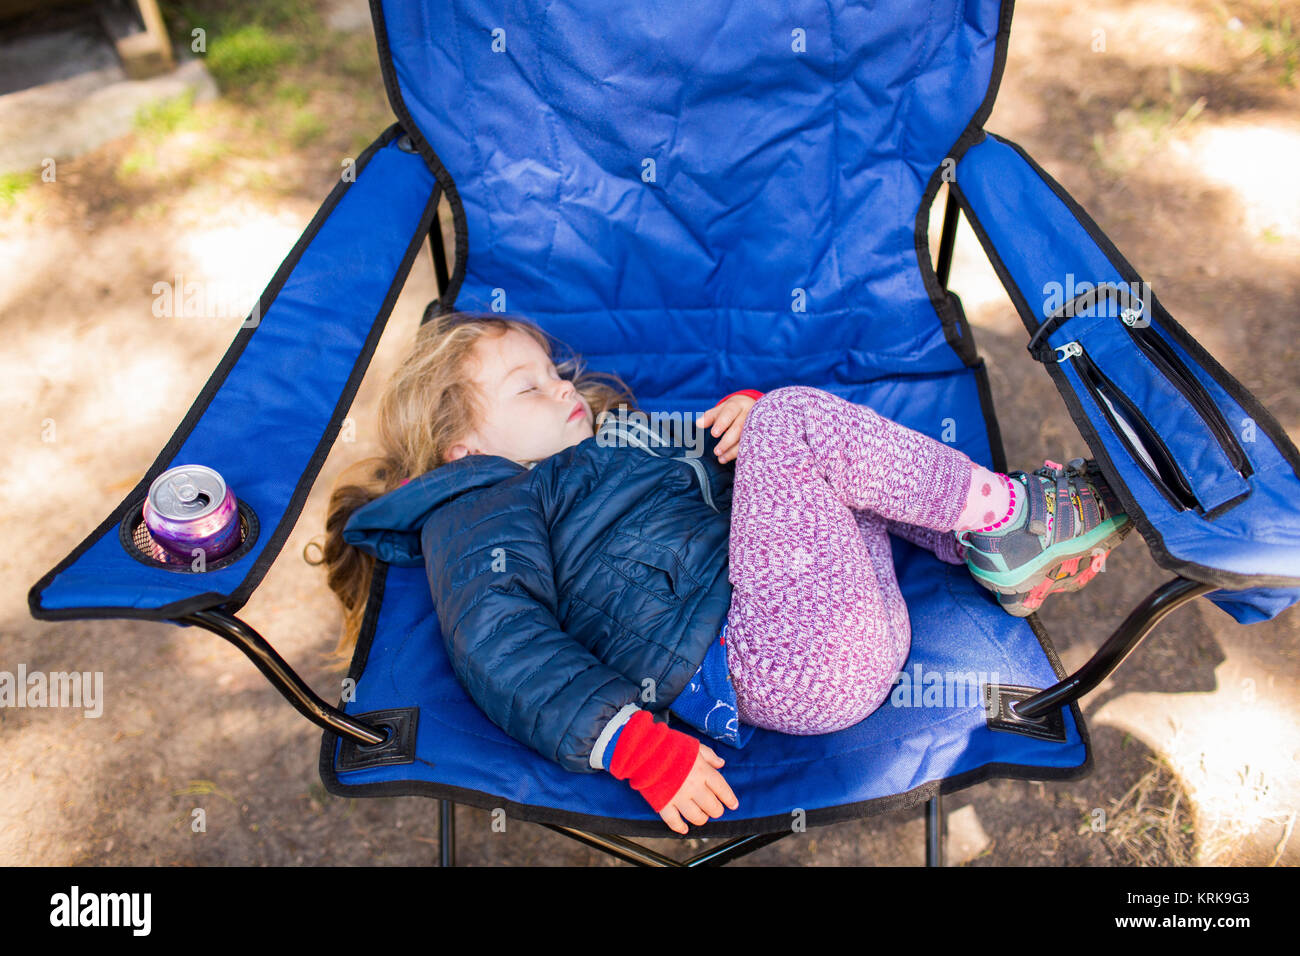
<box><xmin>1054</xmin><ymin>341</ymin><xmax>1082</xmax><ymax>363</ymax></box>
<box><xmin>1119</xmin><ymin>302</ymin><xmax>1144</xmax><ymax>327</ymax></box>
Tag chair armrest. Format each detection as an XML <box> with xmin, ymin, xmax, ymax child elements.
<box><xmin>30</xmin><ymin>124</ymin><xmax>442</xmax><ymax>622</ymax></box>
<box><xmin>952</xmin><ymin>131</ymin><xmax>1300</xmax><ymax>623</ymax></box>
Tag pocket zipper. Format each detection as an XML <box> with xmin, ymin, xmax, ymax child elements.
<box><xmin>1055</xmin><ymin>340</ymin><xmax>1200</xmax><ymax>512</ymax></box>
<box><xmin>1117</xmin><ymin>309</ymin><xmax>1253</xmax><ymax>479</ymax></box>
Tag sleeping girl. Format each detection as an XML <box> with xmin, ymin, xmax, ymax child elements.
<box><xmin>315</xmin><ymin>311</ymin><xmax>1131</xmax><ymax>835</ymax></box>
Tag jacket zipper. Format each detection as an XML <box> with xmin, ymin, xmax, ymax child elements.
<box><xmin>1117</xmin><ymin>310</ymin><xmax>1252</xmax><ymax>479</ymax></box>
<box><xmin>598</xmin><ymin>417</ymin><xmax>720</xmax><ymax>513</ymax></box>
<box><xmin>1055</xmin><ymin>340</ymin><xmax>1200</xmax><ymax>512</ymax></box>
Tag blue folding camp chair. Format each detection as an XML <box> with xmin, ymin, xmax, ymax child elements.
<box><xmin>29</xmin><ymin>0</ymin><xmax>1300</xmax><ymax>866</ymax></box>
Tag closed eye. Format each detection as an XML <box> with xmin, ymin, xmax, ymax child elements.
<box><xmin>516</xmin><ymin>364</ymin><xmax>560</xmax><ymax>395</ymax></box>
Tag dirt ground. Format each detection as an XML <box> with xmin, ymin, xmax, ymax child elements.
<box><xmin>2</xmin><ymin>0</ymin><xmax>1298</xmax><ymax>866</ymax></box>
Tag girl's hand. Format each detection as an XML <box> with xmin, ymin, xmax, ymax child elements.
<box><xmin>698</xmin><ymin>394</ymin><xmax>758</xmax><ymax>464</ymax></box>
<box><xmin>658</xmin><ymin>743</ymin><xmax>739</xmax><ymax>835</ymax></box>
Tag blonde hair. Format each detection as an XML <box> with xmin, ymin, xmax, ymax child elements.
<box><xmin>304</xmin><ymin>311</ymin><xmax>637</xmax><ymax>661</ymax></box>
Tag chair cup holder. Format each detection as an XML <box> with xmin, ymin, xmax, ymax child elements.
<box><xmin>120</xmin><ymin>497</ymin><xmax>259</xmax><ymax>573</ymax></box>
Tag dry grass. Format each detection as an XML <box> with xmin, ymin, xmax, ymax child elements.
<box><xmin>1074</xmin><ymin>753</ymin><xmax>1197</xmax><ymax>865</ymax></box>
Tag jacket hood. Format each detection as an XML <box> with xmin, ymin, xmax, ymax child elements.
<box><xmin>342</xmin><ymin>454</ymin><xmax>527</xmax><ymax>566</ymax></box>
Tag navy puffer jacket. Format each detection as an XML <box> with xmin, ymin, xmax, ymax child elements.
<box><xmin>343</xmin><ymin>412</ymin><xmax>735</xmax><ymax>773</ymax></box>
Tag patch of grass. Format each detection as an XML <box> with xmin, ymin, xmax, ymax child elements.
<box><xmin>289</xmin><ymin>109</ymin><xmax>329</xmax><ymax>147</ymax></box>
<box><xmin>172</xmin><ymin>779</ymin><xmax>238</xmax><ymax>804</ymax></box>
<box><xmin>0</xmin><ymin>170</ymin><xmax>36</xmax><ymax>206</ymax></box>
<box><xmin>274</xmin><ymin>80</ymin><xmax>311</xmax><ymax>107</ymax></box>
<box><xmin>161</xmin><ymin>0</ymin><xmax>327</xmax><ymax>91</ymax></box>
<box><xmin>1254</xmin><ymin>1</ymin><xmax>1299</xmax><ymax>85</ymax></box>
<box><xmin>116</xmin><ymin>150</ymin><xmax>158</xmax><ymax>180</ymax></box>
<box><xmin>205</xmin><ymin>24</ymin><xmax>300</xmax><ymax>90</ymax></box>
<box><xmin>335</xmin><ymin>30</ymin><xmax>381</xmax><ymax>83</ymax></box>
<box><xmin>1221</xmin><ymin>1</ymin><xmax>1300</xmax><ymax>86</ymax></box>
<box><xmin>133</xmin><ymin>88</ymin><xmax>199</xmax><ymax>139</ymax></box>
<box><xmin>1096</xmin><ymin>91</ymin><xmax>1207</xmax><ymax>176</ymax></box>
<box><xmin>131</xmin><ymin>200</ymin><xmax>173</xmax><ymax>221</ymax></box>
<box><xmin>144</xmin><ymin>0</ymin><xmax>390</xmax><ymax>203</ymax></box>
<box><xmin>1102</xmin><ymin>755</ymin><xmax>1196</xmax><ymax>866</ymax></box>
<box><xmin>161</xmin><ymin>0</ymin><xmax>323</xmax><ymax>41</ymax></box>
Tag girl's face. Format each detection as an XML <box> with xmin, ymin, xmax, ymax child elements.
<box><xmin>446</xmin><ymin>328</ymin><xmax>594</xmax><ymax>466</ymax></box>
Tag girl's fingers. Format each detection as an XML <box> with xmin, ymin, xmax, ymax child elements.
<box><xmin>708</xmin><ymin>770</ymin><xmax>740</xmax><ymax>809</ymax></box>
<box><xmin>708</xmin><ymin>406</ymin><xmax>738</xmax><ymax>437</ymax></box>
<box><xmin>699</xmin><ymin>401</ymin><xmax>731</xmax><ymax>428</ymax></box>
<box><xmin>692</xmin><ymin>787</ymin><xmax>727</xmax><ymax>819</ymax></box>
<box><xmin>700</xmin><ymin>745</ymin><xmax>723</xmax><ymax>767</ymax></box>
<box><xmin>679</xmin><ymin>799</ymin><xmax>710</xmax><ymax>827</ymax></box>
<box><xmin>659</xmin><ymin>806</ymin><xmax>689</xmax><ymax>835</ymax></box>
<box><xmin>715</xmin><ymin>414</ymin><xmax>748</xmax><ymax>461</ymax></box>
<box><xmin>721</xmin><ymin>418</ymin><xmax>745</xmax><ymax>451</ymax></box>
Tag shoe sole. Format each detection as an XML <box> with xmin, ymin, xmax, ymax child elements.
<box><xmin>994</xmin><ymin>546</ymin><xmax>1116</xmax><ymax>617</ymax></box>
<box><xmin>964</xmin><ymin>517</ymin><xmax>1133</xmax><ymax>596</ymax></box>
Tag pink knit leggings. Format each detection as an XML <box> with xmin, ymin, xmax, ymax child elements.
<box><xmin>723</xmin><ymin>386</ymin><xmax>976</xmax><ymax>735</ymax></box>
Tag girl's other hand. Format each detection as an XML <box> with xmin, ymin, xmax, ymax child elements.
<box><xmin>658</xmin><ymin>743</ymin><xmax>739</xmax><ymax>835</ymax></box>
<box><xmin>697</xmin><ymin>394</ymin><xmax>758</xmax><ymax>464</ymax></box>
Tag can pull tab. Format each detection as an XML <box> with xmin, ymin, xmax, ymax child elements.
<box><xmin>170</xmin><ymin>474</ymin><xmax>200</xmax><ymax>503</ymax></box>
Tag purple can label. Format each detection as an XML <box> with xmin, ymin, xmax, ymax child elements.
<box><xmin>143</xmin><ymin>465</ymin><xmax>240</xmax><ymax>566</ymax></box>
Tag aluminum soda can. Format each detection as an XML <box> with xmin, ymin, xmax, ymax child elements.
<box><xmin>143</xmin><ymin>465</ymin><xmax>241</xmax><ymax>566</ymax></box>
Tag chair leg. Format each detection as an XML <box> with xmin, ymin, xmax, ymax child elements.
<box><xmin>925</xmin><ymin>793</ymin><xmax>944</xmax><ymax>867</ymax></box>
<box><xmin>439</xmin><ymin>799</ymin><xmax>456</xmax><ymax>867</ymax></box>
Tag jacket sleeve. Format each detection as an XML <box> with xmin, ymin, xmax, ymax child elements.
<box><xmin>421</xmin><ymin>485</ymin><xmax>644</xmax><ymax>774</ymax></box>
<box><xmin>883</xmin><ymin>518</ymin><xmax>968</xmax><ymax>565</ymax></box>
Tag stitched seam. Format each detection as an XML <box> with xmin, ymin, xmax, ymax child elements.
<box><xmin>519</xmin><ymin>643</ymin><xmax>592</xmax><ymax>751</ymax></box>
<box><xmin>451</xmin><ymin>542</ymin><xmax>548</xmax><ymax>582</ymax></box>
<box><xmin>446</xmin><ymin>0</ymin><xmax>491</xmax><ymax>263</ymax></box>
<box><xmin>566</xmin><ymin>593</ymin><xmax>692</xmax><ymax>667</ymax></box>
<box><xmin>607</xmin><ymin>530</ymin><xmax>704</xmax><ymax>590</ymax></box>
<box><xmin>460</xmin><ymin>602</ymin><xmax>548</xmax><ymax>733</ymax></box>
<box><xmin>595</xmin><ymin>553</ymin><xmax>683</xmax><ymax>605</ymax></box>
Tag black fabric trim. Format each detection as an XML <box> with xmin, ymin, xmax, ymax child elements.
<box><xmin>912</xmin><ymin>0</ymin><xmax>1016</xmax><ymax>370</ymax></box>
<box><xmin>971</xmin><ymin>351</ymin><xmax>1009</xmax><ymax>475</ymax></box>
<box><xmin>368</xmin><ymin>0</ymin><xmax>467</xmax><ymax>315</ymax></box>
<box><xmin>950</xmin><ymin>132</ymin><xmax>1300</xmax><ymax>591</ymax></box>
<box><xmin>318</xmin><ymin>729</ymin><xmax>1092</xmax><ymax>840</ymax></box>
<box><xmin>316</xmin><ymin>749</ymin><xmax>1093</xmax><ymax>840</ymax></box>
<box><xmin>28</xmin><ymin>123</ymin><xmax>441</xmax><ymax>622</ymax></box>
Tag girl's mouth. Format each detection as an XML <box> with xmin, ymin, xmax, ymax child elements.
<box><xmin>569</xmin><ymin>400</ymin><xmax>586</xmax><ymax>421</ymax></box>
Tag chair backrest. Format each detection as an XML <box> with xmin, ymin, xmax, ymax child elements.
<box><xmin>373</xmin><ymin>0</ymin><xmax>1009</xmax><ymax>400</ymax></box>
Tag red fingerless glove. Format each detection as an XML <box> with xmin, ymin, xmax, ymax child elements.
<box><xmin>717</xmin><ymin>389</ymin><xmax>763</xmax><ymax>405</ymax></box>
<box><xmin>607</xmin><ymin>710</ymin><xmax>700</xmax><ymax>812</ymax></box>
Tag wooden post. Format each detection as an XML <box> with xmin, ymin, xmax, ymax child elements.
<box><xmin>98</xmin><ymin>0</ymin><xmax>174</xmax><ymax>80</ymax></box>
